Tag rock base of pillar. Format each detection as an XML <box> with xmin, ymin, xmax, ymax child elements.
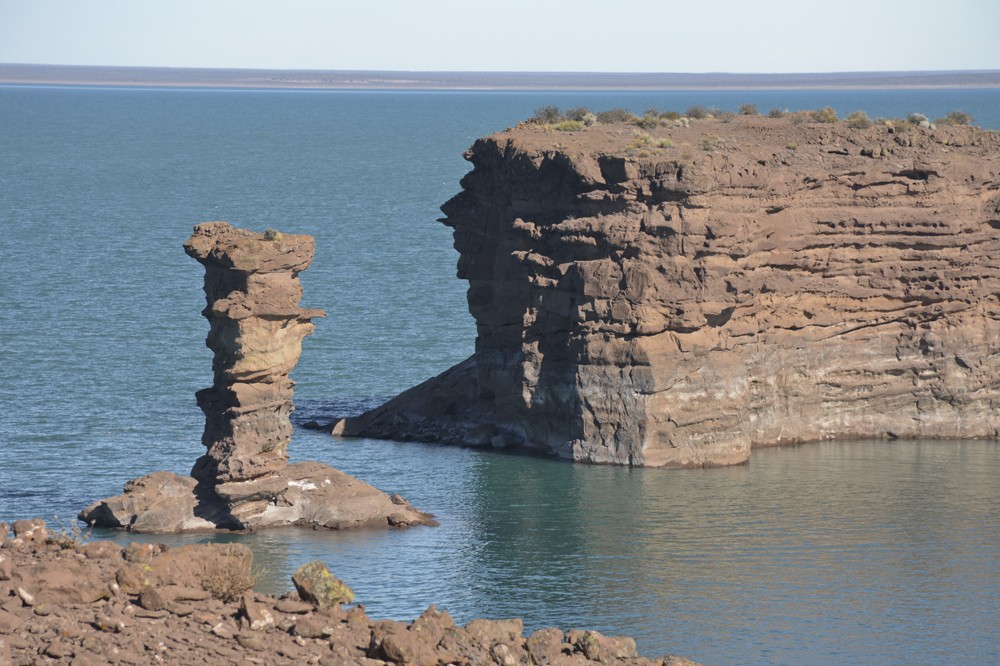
<box><xmin>79</xmin><ymin>461</ymin><xmax>436</xmax><ymax>533</ymax></box>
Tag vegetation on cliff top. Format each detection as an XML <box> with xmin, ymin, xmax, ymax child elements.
<box><xmin>528</xmin><ymin>104</ymin><xmax>976</xmax><ymax>132</ymax></box>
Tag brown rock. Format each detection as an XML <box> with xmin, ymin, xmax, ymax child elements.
<box><xmin>340</xmin><ymin>118</ymin><xmax>1000</xmax><ymax>467</ymax></box>
<box><xmin>292</xmin><ymin>615</ymin><xmax>335</xmax><ymax>639</ymax></box>
<box><xmin>368</xmin><ymin>620</ymin><xmax>441</xmax><ymax>666</ymax></box>
<box><xmin>11</xmin><ymin>560</ymin><xmax>109</xmax><ymax>605</ymax></box>
<box><xmin>137</xmin><ymin>587</ymin><xmax>168</xmax><ymax>611</ymax></box>
<box><xmin>235</xmin><ymin>632</ymin><xmax>266</xmax><ymax>651</ymax></box>
<box><xmin>11</xmin><ymin>518</ymin><xmax>47</xmax><ymax>545</ymax></box>
<box><xmin>79</xmin><ymin>222</ymin><xmax>433</xmax><ymax>533</ymax></box>
<box><xmin>292</xmin><ymin>560</ymin><xmax>353</xmax><ymax>610</ymax></box>
<box><xmin>569</xmin><ymin>629</ymin><xmax>638</xmax><ymax>663</ymax></box>
<box><xmin>527</xmin><ymin>627</ymin><xmax>566</xmax><ymax>663</ymax></box>
<box><xmin>275</xmin><ymin>597</ymin><xmax>314</xmax><ymax>614</ymax></box>
<box><xmin>80</xmin><ymin>541</ymin><xmax>123</xmax><ymax>560</ymax></box>
<box><xmin>0</xmin><ymin>609</ymin><xmax>25</xmax><ymax>633</ymax></box>
<box><xmin>239</xmin><ymin>593</ymin><xmax>275</xmax><ymax>631</ymax></box>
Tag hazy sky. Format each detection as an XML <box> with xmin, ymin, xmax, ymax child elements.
<box><xmin>1</xmin><ymin>0</ymin><xmax>998</xmax><ymax>73</ymax></box>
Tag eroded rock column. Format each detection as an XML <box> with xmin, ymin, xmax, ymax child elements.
<box><xmin>184</xmin><ymin>222</ymin><xmax>324</xmax><ymax>484</ymax></box>
<box><xmin>80</xmin><ymin>223</ymin><xmax>434</xmax><ymax>532</ymax></box>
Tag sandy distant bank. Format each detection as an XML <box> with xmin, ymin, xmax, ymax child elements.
<box><xmin>2</xmin><ymin>63</ymin><xmax>999</xmax><ymax>90</ymax></box>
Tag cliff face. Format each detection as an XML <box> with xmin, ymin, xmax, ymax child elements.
<box><xmin>339</xmin><ymin>117</ymin><xmax>1000</xmax><ymax>467</ymax></box>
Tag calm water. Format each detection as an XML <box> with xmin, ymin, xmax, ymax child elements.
<box><xmin>1</xmin><ymin>85</ymin><xmax>999</xmax><ymax>665</ymax></box>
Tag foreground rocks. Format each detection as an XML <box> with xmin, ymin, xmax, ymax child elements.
<box><xmin>338</xmin><ymin>116</ymin><xmax>1000</xmax><ymax>467</ymax></box>
<box><xmin>0</xmin><ymin>521</ymin><xmax>698</xmax><ymax>665</ymax></box>
<box><xmin>81</xmin><ymin>223</ymin><xmax>433</xmax><ymax>532</ymax></box>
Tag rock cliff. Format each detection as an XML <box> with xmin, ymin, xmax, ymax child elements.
<box><xmin>82</xmin><ymin>223</ymin><xmax>433</xmax><ymax>531</ymax></box>
<box><xmin>338</xmin><ymin>116</ymin><xmax>1000</xmax><ymax>466</ymax></box>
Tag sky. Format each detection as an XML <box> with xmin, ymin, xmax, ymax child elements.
<box><xmin>1</xmin><ymin>0</ymin><xmax>998</xmax><ymax>73</ymax></box>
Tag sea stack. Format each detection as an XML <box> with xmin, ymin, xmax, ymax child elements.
<box><xmin>337</xmin><ymin>115</ymin><xmax>1000</xmax><ymax>467</ymax></box>
<box><xmin>81</xmin><ymin>222</ymin><xmax>434</xmax><ymax>532</ymax></box>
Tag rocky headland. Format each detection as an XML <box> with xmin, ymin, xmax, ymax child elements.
<box><xmin>0</xmin><ymin>519</ymin><xmax>698</xmax><ymax>665</ymax></box>
<box><xmin>337</xmin><ymin>113</ymin><xmax>1000</xmax><ymax>467</ymax></box>
<box><xmin>81</xmin><ymin>222</ymin><xmax>433</xmax><ymax>532</ymax></box>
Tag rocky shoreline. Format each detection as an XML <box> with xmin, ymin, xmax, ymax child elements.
<box><xmin>0</xmin><ymin>519</ymin><xmax>698</xmax><ymax>665</ymax></box>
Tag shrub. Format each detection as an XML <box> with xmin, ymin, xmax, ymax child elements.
<box><xmin>811</xmin><ymin>107</ymin><xmax>838</xmax><ymax>123</ymax></box>
<box><xmin>655</xmin><ymin>137</ymin><xmax>674</xmax><ymax>148</ymax></box>
<box><xmin>768</xmin><ymin>108</ymin><xmax>786</xmax><ymax>118</ymax></box>
<box><xmin>936</xmin><ymin>110</ymin><xmax>973</xmax><ymax>126</ymax></box>
<box><xmin>907</xmin><ymin>112</ymin><xmax>929</xmax><ymax>124</ymax></box>
<box><xmin>564</xmin><ymin>107</ymin><xmax>591</xmax><ymax>121</ymax></box>
<box><xmin>531</xmin><ymin>105</ymin><xmax>561</xmax><ymax>124</ymax></box>
<box><xmin>659</xmin><ymin>111</ymin><xmax>682</xmax><ymax>121</ymax></box>
<box><xmin>686</xmin><ymin>105</ymin><xmax>708</xmax><ymax>119</ymax></box>
<box><xmin>554</xmin><ymin>120</ymin><xmax>585</xmax><ymax>131</ymax></box>
<box><xmin>596</xmin><ymin>108</ymin><xmax>636</xmax><ymax>124</ymax></box>
<box><xmin>629</xmin><ymin>132</ymin><xmax>653</xmax><ymax>149</ymax></box>
<box><xmin>716</xmin><ymin>111</ymin><xmax>736</xmax><ymax>122</ymax></box>
<box><xmin>701</xmin><ymin>135</ymin><xmax>722</xmax><ymax>151</ymax></box>
<box><xmin>203</xmin><ymin>549</ymin><xmax>261</xmax><ymax>602</ymax></box>
<box><xmin>634</xmin><ymin>114</ymin><xmax>660</xmax><ymax>129</ymax></box>
<box><xmin>739</xmin><ymin>103</ymin><xmax>759</xmax><ymax>116</ymax></box>
<box><xmin>845</xmin><ymin>110</ymin><xmax>872</xmax><ymax>129</ymax></box>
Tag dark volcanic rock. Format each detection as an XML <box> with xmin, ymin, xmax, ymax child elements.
<box><xmin>338</xmin><ymin>117</ymin><xmax>1000</xmax><ymax>466</ymax></box>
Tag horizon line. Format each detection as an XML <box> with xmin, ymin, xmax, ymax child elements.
<box><xmin>2</xmin><ymin>63</ymin><xmax>999</xmax><ymax>91</ymax></box>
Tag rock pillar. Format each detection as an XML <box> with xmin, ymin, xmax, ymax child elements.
<box><xmin>80</xmin><ymin>223</ymin><xmax>434</xmax><ymax>532</ymax></box>
<box><xmin>184</xmin><ymin>222</ymin><xmax>324</xmax><ymax>483</ymax></box>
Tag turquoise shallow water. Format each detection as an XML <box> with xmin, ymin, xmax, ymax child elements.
<box><xmin>1</xmin><ymin>85</ymin><xmax>999</xmax><ymax>664</ymax></box>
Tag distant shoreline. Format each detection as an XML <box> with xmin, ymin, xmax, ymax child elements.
<box><xmin>3</xmin><ymin>63</ymin><xmax>1000</xmax><ymax>91</ymax></box>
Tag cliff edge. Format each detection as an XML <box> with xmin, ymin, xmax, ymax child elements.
<box><xmin>338</xmin><ymin>115</ymin><xmax>1000</xmax><ymax>467</ymax></box>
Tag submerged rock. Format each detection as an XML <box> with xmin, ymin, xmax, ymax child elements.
<box><xmin>81</xmin><ymin>222</ymin><xmax>433</xmax><ymax>532</ymax></box>
<box><xmin>339</xmin><ymin>117</ymin><xmax>1000</xmax><ymax>466</ymax></box>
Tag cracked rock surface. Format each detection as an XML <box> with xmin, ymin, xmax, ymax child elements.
<box><xmin>339</xmin><ymin>117</ymin><xmax>1000</xmax><ymax>466</ymax></box>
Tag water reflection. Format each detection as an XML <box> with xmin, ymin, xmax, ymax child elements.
<box><xmin>83</xmin><ymin>437</ymin><xmax>1000</xmax><ymax>665</ymax></box>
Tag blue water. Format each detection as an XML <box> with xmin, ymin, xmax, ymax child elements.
<box><xmin>1</xmin><ymin>84</ymin><xmax>999</xmax><ymax>665</ymax></box>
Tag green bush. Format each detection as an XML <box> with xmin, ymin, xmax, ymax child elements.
<box><xmin>768</xmin><ymin>108</ymin><xmax>786</xmax><ymax>118</ymax></box>
<box><xmin>811</xmin><ymin>107</ymin><xmax>838</xmax><ymax>123</ymax></box>
<box><xmin>532</xmin><ymin>105</ymin><xmax>561</xmax><ymax>124</ymax></box>
<box><xmin>686</xmin><ymin>105</ymin><xmax>708</xmax><ymax>119</ymax></box>
<box><xmin>739</xmin><ymin>103</ymin><xmax>759</xmax><ymax>116</ymax></box>
<box><xmin>596</xmin><ymin>108</ymin><xmax>637</xmax><ymax>124</ymax></box>
<box><xmin>564</xmin><ymin>107</ymin><xmax>591</xmax><ymax>121</ymax></box>
<box><xmin>936</xmin><ymin>110</ymin><xmax>973</xmax><ymax>126</ymax></box>
<box><xmin>659</xmin><ymin>111</ymin><xmax>682</xmax><ymax>121</ymax></box>
<box><xmin>845</xmin><ymin>110</ymin><xmax>872</xmax><ymax>129</ymax></box>
<box><xmin>554</xmin><ymin>120</ymin><xmax>585</xmax><ymax>131</ymax></box>
<box><xmin>634</xmin><ymin>114</ymin><xmax>660</xmax><ymax>129</ymax></box>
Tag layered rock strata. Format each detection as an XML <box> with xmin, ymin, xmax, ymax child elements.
<box><xmin>82</xmin><ymin>223</ymin><xmax>433</xmax><ymax>531</ymax></box>
<box><xmin>338</xmin><ymin>117</ymin><xmax>1000</xmax><ymax>466</ymax></box>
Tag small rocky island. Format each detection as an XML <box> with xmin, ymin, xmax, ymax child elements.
<box><xmin>338</xmin><ymin>113</ymin><xmax>1000</xmax><ymax>467</ymax></box>
<box><xmin>81</xmin><ymin>222</ymin><xmax>433</xmax><ymax>532</ymax></box>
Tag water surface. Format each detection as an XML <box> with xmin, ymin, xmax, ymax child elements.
<box><xmin>2</xmin><ymin>85</ymin><xmax>999</xmax><ymax>665</ymax></box>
